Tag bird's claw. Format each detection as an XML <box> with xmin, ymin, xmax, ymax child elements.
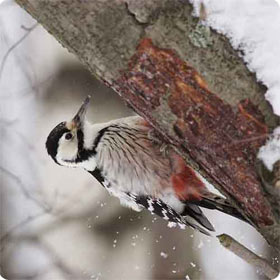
<box><xmin>148</xmin><ymin>129</ymin><xmax>170</xmax><ymax>157</ymax></box>
<box><xmin>159</xmin><ymin>144</ymin><xmax>170</xmax><ymax>157</ymax></box>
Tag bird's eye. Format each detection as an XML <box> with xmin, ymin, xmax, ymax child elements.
<box><xmin>65</xmin><ymin>132</ymin><xmax>73</xmax><ymax>140</ymax></box>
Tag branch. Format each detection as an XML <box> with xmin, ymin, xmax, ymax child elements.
<box><xmin>218</xmin><ymin>234</ymin><xmax>279</xmax><ymax>279</ymax></box>
<box><xmin>14</xmin><ymin>0</ymin><xmax>279</xmax><ymax>250</ymax></box>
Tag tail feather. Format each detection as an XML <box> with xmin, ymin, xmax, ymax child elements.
<box><xmin>183</xmin><ymin>217</ymin><xmax>212</xmax><ymax>236</ymax></box>
<box><xmin>190</xmin><ymin>193</ymin><xmax>249</xmax><ymax>223</ymax></box>
<box><xmin>182</xmin><ymin>204</ymin><xmax>215</xmax><ymax>232</ymax></box>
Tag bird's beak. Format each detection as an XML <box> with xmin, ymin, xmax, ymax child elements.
<box><xmin>71</xmin><ymin>95</ymin><xmax>91</xmax><ymax>129</ymax></box>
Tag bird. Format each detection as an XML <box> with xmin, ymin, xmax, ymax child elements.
<box><xmin>46</xmin><ymin>95</ymin><xmax>247</xmax><ymax>235</ymax></box>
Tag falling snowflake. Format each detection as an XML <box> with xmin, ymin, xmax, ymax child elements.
<box><xmin>197</xmin><ymin>240</ymin><xmax>204</xmax><ymax>249</ymax></box>
<box><xmin>190</xmin><ymin>262</ymin><xmax>196</xmax><ymax>268</ymax></box>
<box><xmin>167</xmin><ymin>222</ymin><xmax>177</xmax><ymax>228</ymax></box>
<box><xmin>160</xmin><ymin>252</ymin><xmax>168</xmax><ymax>259</ymax></box>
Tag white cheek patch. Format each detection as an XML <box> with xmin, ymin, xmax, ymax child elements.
<box><xmin>55</xmin><ymin>132</ymin><xmax>98</xmax><ymax>171</ymax></box>
<box><xmin>57</xmin><ymin>137</ymin><xmax>78</xmax><ymax>162</ymax></box>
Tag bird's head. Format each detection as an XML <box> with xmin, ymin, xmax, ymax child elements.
<box><xmin>46</xmin><ymin>96</ymin><xmax>91</xmax><ymax>167</ymax></box>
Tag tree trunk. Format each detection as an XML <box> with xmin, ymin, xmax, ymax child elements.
<box><xmin>15</xmin><ymin>0</ymin><xmax>280</xmax><ymax>250</ymax></box>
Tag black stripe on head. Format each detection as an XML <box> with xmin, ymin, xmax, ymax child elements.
<box><xmin>93</xmin><ymin>127</ymin><xmax>108</xmax><ymax>148</ymax></box>
<box><xmin>77</xmin><ymin>128</ymin><xmax>84</xmax><ymax>153</ymax></box>
<box><xmin>46</xmin><ymin>122</ymin><xmax>69</xmax><ymax>164</ymax></box>
<box><xmin>74</xmin><ymin>126</ymin><xmax>109</xmax><ymax>163</ymax></box>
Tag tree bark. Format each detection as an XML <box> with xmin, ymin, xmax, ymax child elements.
<box><xmin>15</xmin><ymin>0</ymin><xmax>280</xmax><ymax>250</ymax></box>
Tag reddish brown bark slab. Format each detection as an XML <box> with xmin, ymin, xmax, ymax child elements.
<box><xmin>116</xmin><ymin>38</ymin><xmax>274</xmax><ymax>227</ymax></box>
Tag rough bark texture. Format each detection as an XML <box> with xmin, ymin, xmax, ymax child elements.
<box><xmin>15</xmin><ymin>0</ymin><xmax>280</xmax><ymax>249</ymax></box>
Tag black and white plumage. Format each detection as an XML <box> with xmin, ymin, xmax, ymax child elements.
<box><xmin>46</xmin><ymin>96</ymin><xmax>247</xmax><ymax>235</ymax></box>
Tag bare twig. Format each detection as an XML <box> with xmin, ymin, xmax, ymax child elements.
<box><xmin>38</xmin><ymin>238</ymin><xmax>89</xmax><ymax>279</ymax></box>
<box><xmin>217</xmin><ymin>234</ymin><xmax>279</xmax><ymax>279</ymax></box>
<box><xmin>21</xmin><ymin>24</ymin><xmax>36</xmax><ymax>31</ymax></box>
<box><xmin>0</xmin><ymin>166</ymin><xmax>51</xmax><ymax>211</ymax></box>
<box><xmin>0</xmin><ymin>23</ymin><xmax>37</xmax><ymax>81</ymax></box>
<box><xmin>6</xmin><ymin>235</ymin><xmax>89</xmax><ymax>279</ymax></box>
<box><xmin>0</xmin><ymin>212</ymin><xmax>45</xmax><ymax>250</ymax></box>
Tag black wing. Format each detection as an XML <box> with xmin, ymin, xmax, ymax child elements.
<box><xmin>88</xmin><ymin>169</ymin><xmax>212</xmax><ymax>235</ymax></box>
<box><xmin>127</xmin><ymin>193</ymin><xmax>212</xmax><ymax>236</ymax></box>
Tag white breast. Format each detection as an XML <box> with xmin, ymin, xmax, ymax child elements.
<box><xmin>94</xmin><ymin>116</ymin><xmax>185</xmax><ymax>213</ymax></box>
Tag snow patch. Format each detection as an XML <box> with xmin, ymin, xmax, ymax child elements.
<box><xmin>190</xmin><ymin>0</ymin><xmax>280</xmax><ymax>116</ymax></box>
<box><xmin>258</xmin><ymin>128</ymin><xmax>280</xmax><ymax>171</ymax></box>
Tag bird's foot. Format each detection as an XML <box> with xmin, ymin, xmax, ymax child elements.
<box><xmin>159</xmin><ymin>143</ymin><xmax>170</xmax><ymax>157</ymax></box>
<box><xmin>148</xmin><ymin>129</ymin><xmax>170</xmax><ymax>157</ymax></box>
